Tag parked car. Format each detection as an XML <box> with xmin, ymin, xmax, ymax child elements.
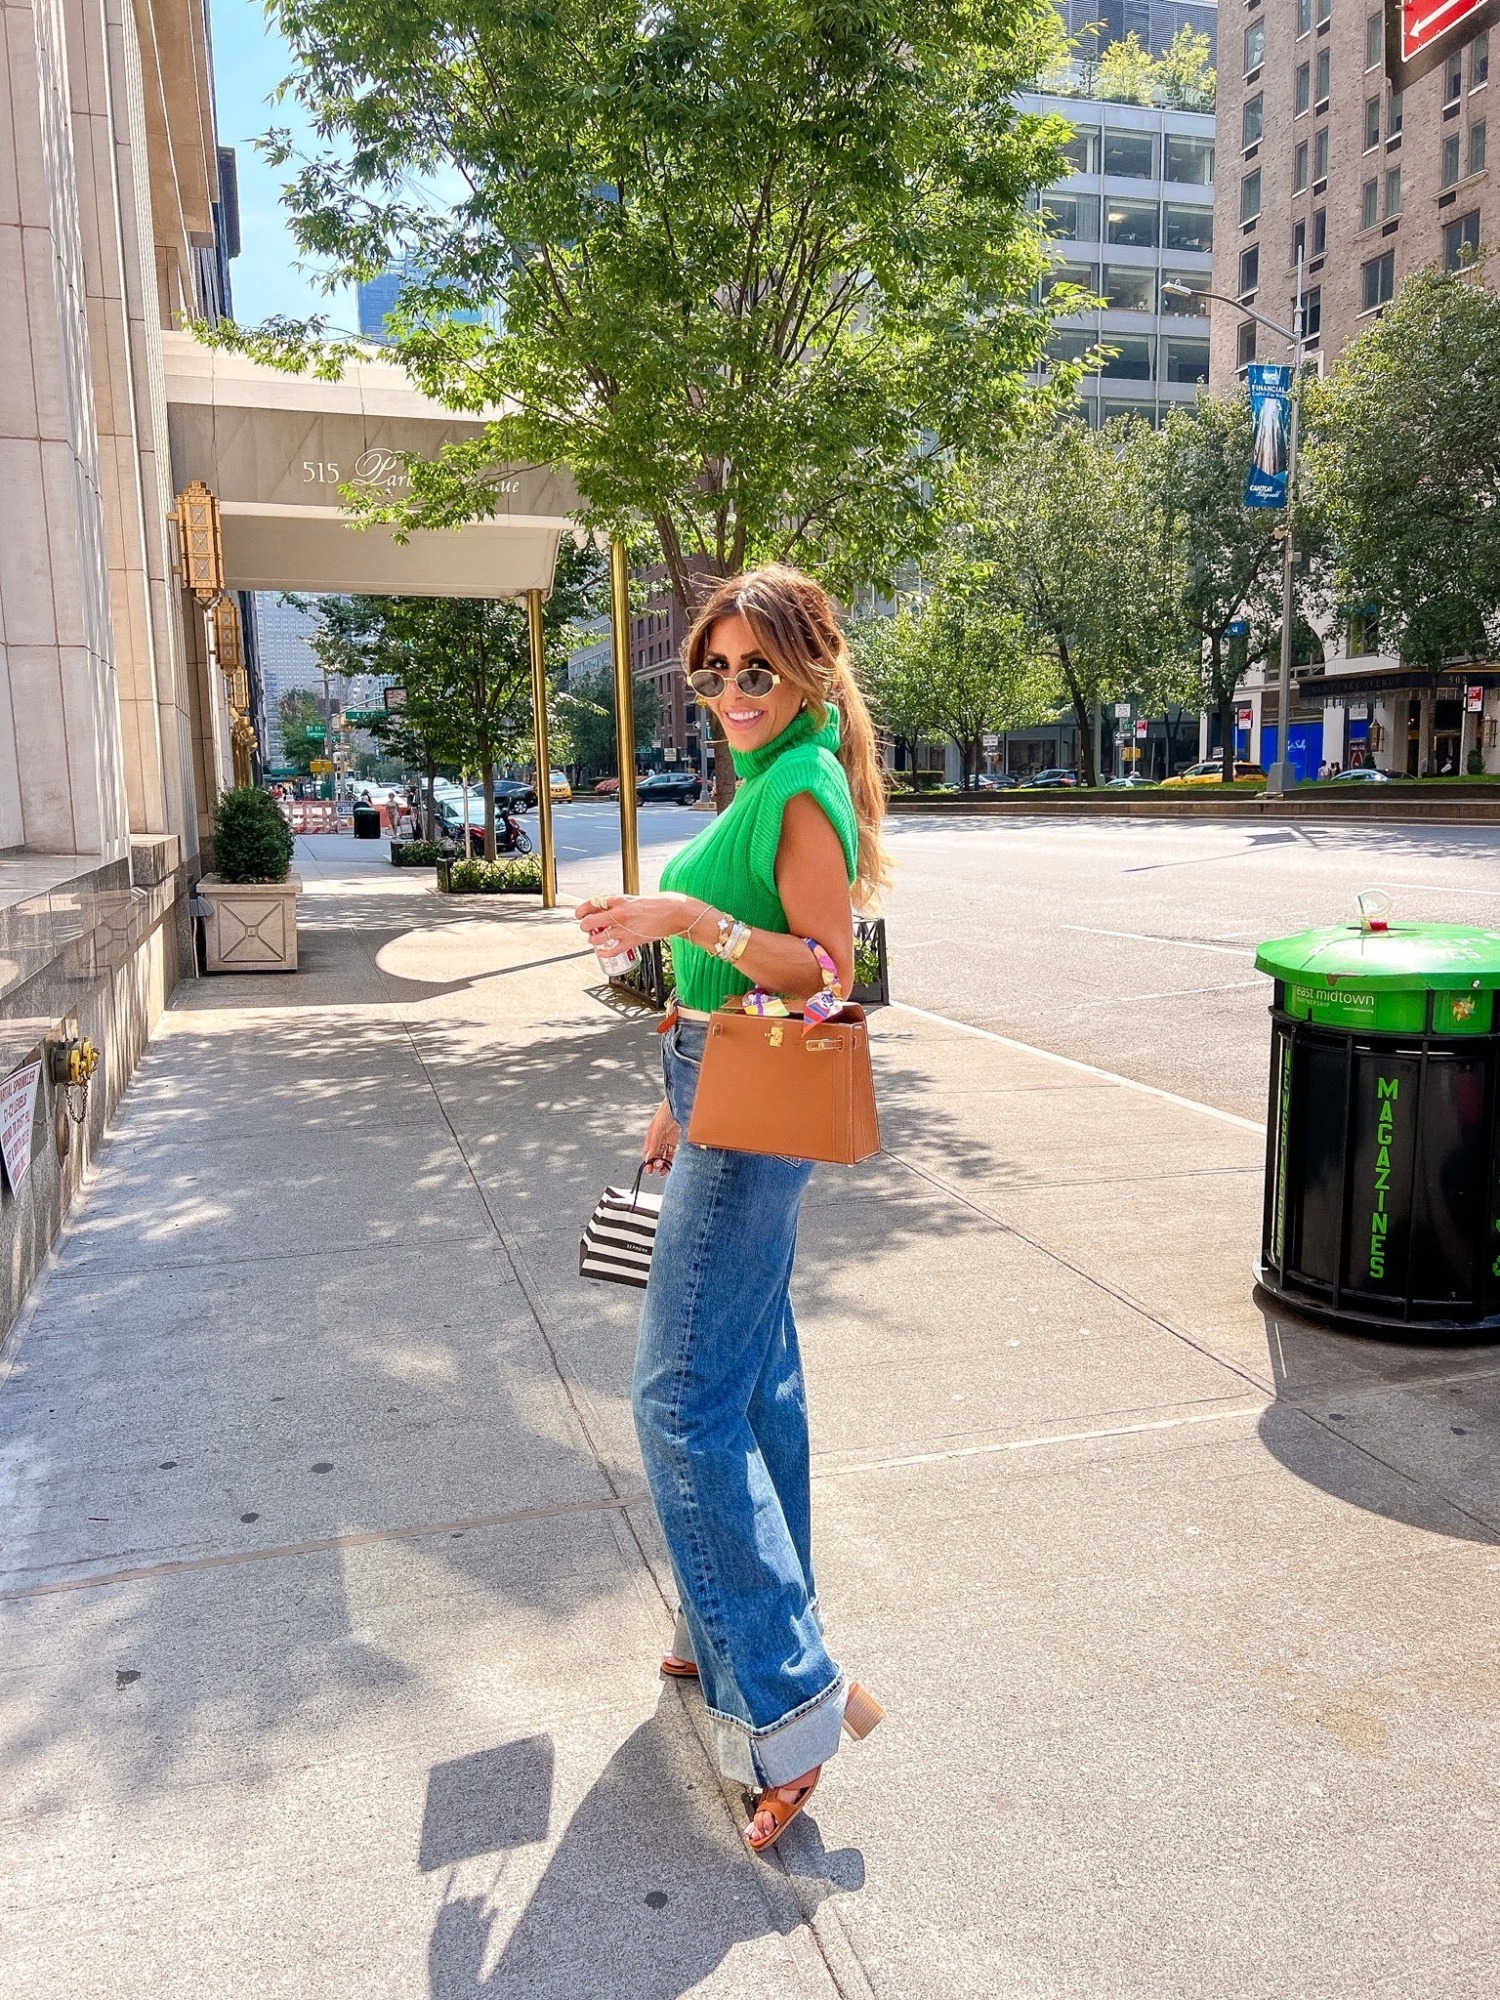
<box><xmin>976</xmin><ymin>772</ymin><xmax>1021</xmax><ymax>790</ymax></box>
<box><xmin>1105</xmin><ymin>773</ymin><xmax>1152</xmax><ymax>789</ymax></box>
<box><xmin>492</xmin><ymin>778</ymin><xmax>538</xmax><ymax>811</ymax></box>
<box><xmin>549</xmin><ymin>770</ymin><xmax>572</xmax><ymax>802</ymax></box>
<box><xmin>1331</xmin><ymin>766</ymin><xmax>1393</xmax><ymax>783</ymax></box>
<box><xmin>637</xmin><ymin>770</ymin><xmax>704</xmax><ymax>804</ymax></box>
<box><xmin>1160</xmin><ymin>759</ymin><xmax>1266</xmax><ymax>787</ymax></box>
<box><xmin>1022</xmin><ymin>768</ymin><xmax>1079</xmax><ymax>788</ymax></box>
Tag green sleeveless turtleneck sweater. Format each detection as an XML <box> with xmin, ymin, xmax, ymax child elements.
<box><xmin>660</xmin><ymin>706</ymin><xmax>858</xmax><ymax>1013</ymax></box>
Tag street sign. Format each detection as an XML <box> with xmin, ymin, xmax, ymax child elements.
<box><xmin>1135</xmin><ymin>718</ymin><xmax>1149</xmax><ymax>738</ymax></box>
<box><xmin>1227</xmin><ymin>618</ymin><xmax>1249</xmax><ymax>637</ymax></box>
<box><xmin>1237</xmin><ymin>706</ymin><xmax>1254</xmax><ymax>728</ymax></box>
<box><xmin>1113</xmin><ymin>703</ymin><xmax>1131</xmax><ymax>719</ymax></box>
<box><xmin>383</xmin><ymin>686</ymin><xmax>406</xmax><ymax>711</ymax></box>
<box><xmin>1467</xmin><ymin>685</ymin><xmax>1486</xmax><ymax>713</ymax></box>
<box><xmin>305</xmin><ymin>723</ymin><xmax>326</xmax><ymax>741</ymax></box>
<box><xmin>343</xmin><ymin>709</ymin><xmax>387</xmax><ymax>726</ymax></box>
<box><xmin>1387</xmin><ymin>0</ymin><xmax>1500</xmax><ymax>90</ymax></box>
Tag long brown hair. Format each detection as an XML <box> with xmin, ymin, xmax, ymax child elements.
<box><xmin>683</xmin><ymin>565</ymin><xmax>890</xmax><ymax>908</ymax></box>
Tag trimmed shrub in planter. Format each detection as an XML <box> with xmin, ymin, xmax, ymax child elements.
<box><xmin>852</xmin><ymin>917</ymin><xmax>889</xmax><ymax>1008</ymax></box>
<box><xmin>390</xmin><ymin>840</ymin><xmax>445</xmax><ymax>867</ymax></box>
<box><xmin>200</xmin><ymin>787</ymin><xmax>301</xmax><ymax>972</ymax></box>
<box><xmin>442</xmin><ymin>855</ymin><xmax>545</xmax><ymax>894</ymax></box>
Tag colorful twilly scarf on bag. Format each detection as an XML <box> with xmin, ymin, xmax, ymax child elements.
<box><xmin>742</xmin><ymin>939</ymin><xmax>847</xmax><ymax>1034</ymax></box>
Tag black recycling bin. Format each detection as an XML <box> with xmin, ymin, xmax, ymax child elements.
<box><xmin>1255</xmin><ymin>922</ymin><xmax>1500</xmax><ymax>1336</ymax></box>
<box><xmin>352</xmin><ymin>806</ymin><xmax>382</xmax><ymax>840</ymax></box>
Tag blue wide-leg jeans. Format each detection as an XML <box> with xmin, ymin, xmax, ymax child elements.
<box><xmin>633</xmin><ymin>1018</ymin><xmax>848</xmax><ymax>1789</ymax></box>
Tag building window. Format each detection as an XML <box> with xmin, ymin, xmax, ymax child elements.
<box><xmin>1103</xmin><ymin>131</ymin><xmax>1157</xmax><ymax>178</ymax></box>
<box><xmin>1442</xmin><ymin>132</ymin><xmax>1461</xmax><ymax>186</ymax></box>
<box><xmin>1243</xmin><ymin>95</ymin><xmax>1264</xmax><ymax>148</ymax></box>
<box><xmin>1303</xmin><ymin>286</ymin><xmax>1322</xmax><ymax>339</ymax></box>
<box><xmin>1365</xmin><ymin>11</ymin><xmax>1384</xmax><ymax>67</ymax></box>
<box><xmin>1041</xmin><ymin>260</ymin><xmax>1099</xmax><ymax>300</ymax></box>
<box><xmin>1293</xmin><ymin>140</ymin><xmax>1309</xmax><ymax>191</ymax></box>
<box><xmin>1237</xmin><ymin>320</ymin><xmax>1257</xmax><ymax>371</ymax></box>
<box><xmin>1060</xmin><ymin>125</ymin><xmax>1101</xmax><ymax>174</ymax></box>
<box><xmin>1245</xmin><ymin>20</ymin><xmax>1265</xmax><ymax>71</ymax></box>
<box><xmin>1385</xmin><ymin>165</ymin><xmax>1402</xmax><ymax>216</ymax></box>
<box><xmin>1240</xmin><ymin>244</ymin><xmax>1261</xmax><ymax>294</ymax></box>
<box><xmin>1164</xmin><ymin>203</ymin><xmax>1214</xmax><ymax>252</ymax></box>
<box><xmin>1103</xmin><ymin>265</ymin><xmax>1154</xmax><ymax>311</ymax></box>
<box><xmin>1041</xmin><ymin>191</ymin><xmax>1100</xmax><ymax>239</ymax></box>
<box><xmin>1444</xmin><ymin>209</ymin><xmax>1481</xmax><ymax>268</ymax></box>
<box><xmin>1165</xmin><ymin>134</ymin><xmax>1215</xmax><ymax>183</ymax></box>
<box><xmin>1364</xmin><ymin>96</ymin><xmax>1381</xmax><ymax>149</ymax></box>
<box><xmin>1348</xmin><ymin>608</ymin><xmax>1381</xmax><ymax>656</ymax></box>
<box><xmin>1390</xmin><ymin>91</ymin><xmax>1404</xmax><ymax>134</ymax></box>
<box><xmin>1361</xmin><ymin>177</ymin><xmax>1379</xmax><ymax>228</ymax></box>
<box><xmin>1470</xmin><ymin>120</ymin><xmax>1487</xmax><ymax>174</ymax></box>
<box><xmin>1100</xmin><ymin>336</ymin><xmax>1154</xmax><ymax>380</ymax></box>
<box><xmin>1315</xmin><ymin>48</ymin><xmax>1331</xmax><ymax>107</ymax></box>
<box><xmin>1160</xmin><ymin>269</ymin><xmax>1208</xmax><ymax>313</ymax></box>
<box><xmin>1297</xmin><ymin>0</ymin><xmax>1311</xmax><ymax>34</ymax></box>
<box><xmin>1313</xmin><ymin>128</ymin><xmax>1329</xmax><ymax>181</ymax></box>
<box><xmin>1296</xmin><ymin>61</ymin><xmax>1311</xmax><ymax>114</ymax></box>
<box><xmin>1475</xmin><ymin>31</ymin><xmax>1491</xmax><ymax>87</ymax></box>
<box><xmin>1361</xmin><ymin>250</ymin><xmax>1395</xmax><ymax>310</ymax></box>
<box><xmin>1164</xmin><ymin>338</ymin><xmax>1210</xmax><ymax>384</ymax></box>
<box><xmin>1292</xmin><ymin>217</ymin><xmax>1307</xmax><ymax>264</ymax></box>
<box><xmin>1313</xmin><ymin>206</ymin><xmax>1328</xmax><ymax>253</ymax></box>
<box><xmin>1240</xmin><ymin>170</ymin><xmax>1262</xmax><ymax>222</ymax></box>
<box><xmin>1446</xmin><ymin>50</ymin><xmax>1464</xmax><ymax>102</ymax></box>
<box><xmin>1317</xmin><ymin>0</ymin><xmax>1331</xmax><ymax>22</ymax></box>
<box><xmin>1105</xmin><ymin>199</ymin><xmax>1159</xmax><ymax>246</ymax></box>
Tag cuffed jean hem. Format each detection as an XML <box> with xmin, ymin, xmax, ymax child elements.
<box><xmin>704</xmin><ymin>1670</ymin><xmax>849</xmax><ymax>1789</ymax></box>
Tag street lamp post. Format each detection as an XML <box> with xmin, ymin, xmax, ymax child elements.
<box><xmin>1164</xmin><ymin>263</ymin><xmax>1308</xmax><ymax>796</ymax></box>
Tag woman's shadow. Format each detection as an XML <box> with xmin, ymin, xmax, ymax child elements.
<box><xmin>426</xmin><ymin>1690</ymin><xmax>864</xmax><ymax>1999</ymax></box>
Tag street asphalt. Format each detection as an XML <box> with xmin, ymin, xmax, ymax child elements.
<box><xmin>3</xmin><ymin>825</ymin><xmax>1499</xmax><ymax>1998</ymax></box>
<box><xmin>557</xmin><ymin>800</ymin><xmax>1500</xmax><ymax>1116</ymax></box>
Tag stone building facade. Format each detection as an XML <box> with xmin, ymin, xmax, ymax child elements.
<box><xmin>0</xmin><ymin>0</ymin><xmax>239</xmax><ymax>1337</ymax></box>
<box><xmin>1208</xmin><ymin>0</ymin><xmax>1500</xmax><ymax>776</ymax></box>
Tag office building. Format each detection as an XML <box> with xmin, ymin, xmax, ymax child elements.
<box><xmin>1209</xmin><ymin>0</ymin><xmax>1500</xmax><ymax>776</ymax></box>
<box><xmin>357</xmin><ymin>258</ymin><xmax>488</xmax><ymax>345</ymax></box>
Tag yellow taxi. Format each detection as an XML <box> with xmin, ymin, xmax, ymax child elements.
<box><xmin>1160</xmin><ymin>758</ymin><xmax>1266</xmax><ymax>787</ymax></box>
<box><xmin>549</xmin><ymin>770</ymin><xmax>573</xmax><ymax>803</ymax></box>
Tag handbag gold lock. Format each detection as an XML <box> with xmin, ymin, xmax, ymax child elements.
<box><xmin>768</xmin><ymin>1023</ymin><xmax>784</xmax><ymax>1048</ymax></box>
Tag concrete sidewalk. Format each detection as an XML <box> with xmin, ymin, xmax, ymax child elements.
<box><xmin>3</xmin><ymin>838</ymin><xmax>1499</xmax><ymax>1999</ymax></box>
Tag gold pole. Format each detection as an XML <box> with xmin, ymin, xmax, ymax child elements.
<box><xmin>526</xmin><ymin>587</ymin><xmax>557</xmax><ymax>910</ymax></box>
<box><xmin>609</xmin><ymin>537</ymin><xmax>640</xmax><ymax>895</ymax></box>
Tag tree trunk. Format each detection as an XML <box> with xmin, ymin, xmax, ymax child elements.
<box><xmin>480</xmin><ymin>731</ymin><xmax>497</xmax><ymax>860</ymax></box>
<box><xmin>1058</xmin><ymin>638</ymin><xmax>1097</xmax><ymax>785</ymax></box>
<box><xmin>424</xmin><ymin>747</ymin><xmax>436</xmax><ymax>841</ymax></box>
<box><xmin>1212</xmin><ymin>635</ymin><xmax>1236</xmax><ymax>783</ymax></box>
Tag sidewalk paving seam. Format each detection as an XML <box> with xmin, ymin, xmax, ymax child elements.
<box><xmin>811</xmin><ymin>1402</ymin><xmax>1271</xmax><ymax>1482</ymax></box>
<box><xmin>890</xmin><ymin>1000</ymin><xmax>1267</xmax><ymax>1133</ymax></box>
<box><xmin>0</xmin><ymin>1491</ymin><xmax>652</xmax><ymax>1601</ymax></box>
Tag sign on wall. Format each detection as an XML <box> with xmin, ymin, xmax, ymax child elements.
<box><xmin>1386</xmin><ymin>0</ymin><xmax>1500</xmax><ymax>92</ymax></box>
<box><xmin>0</xmin><ymin>1061</ymin><xmax>42</xmax><ymax>1195</ymax></box>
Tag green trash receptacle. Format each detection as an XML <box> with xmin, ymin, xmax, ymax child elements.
<box><xmin>1255</xmin><ymin>921</ymin><xmax>1500</xmax><ymax>1336</ymax></box>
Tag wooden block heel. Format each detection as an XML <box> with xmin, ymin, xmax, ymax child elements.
<box><xmin>842</xmin><ymin>1682</ymin><xmax>885</xmax><ymax>1741</ymax></box>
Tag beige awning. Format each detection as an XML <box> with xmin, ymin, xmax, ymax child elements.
<box><xmin>163</xmin><ymin>332</ymin><xmax>583</xmax><ymax>597</ymax></box>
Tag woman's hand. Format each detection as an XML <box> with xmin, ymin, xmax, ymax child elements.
<box><xmin>575</xmin><ymin>894</ymin><xmax>708</xmax><ymax>953</ymax></box>
<box><xmin>642</xmin><ymin>1098</ymin><xmax>681</xmax><ymax>1175</ymax></box>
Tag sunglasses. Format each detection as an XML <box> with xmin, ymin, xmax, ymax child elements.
<box><xmin>686</xmin><ymin>661</ymin><xmax>782</xmax><ymax>699</ymax></box>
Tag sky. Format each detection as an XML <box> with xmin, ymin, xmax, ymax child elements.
<box><xmin>207</xmin><ymin>0</ymin><xmax>358</xmax><ymax>327</ymax></box>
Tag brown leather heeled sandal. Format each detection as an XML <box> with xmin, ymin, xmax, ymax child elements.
<box><xmin>660</xmin><ymin>1653</ymin><xmax>699</xmax><ymax>1679</ymax></box>
<box><xmin>743</xmin><ymin>1682</ymin><xmax>885</xmax><ymax>1856</ymax></box>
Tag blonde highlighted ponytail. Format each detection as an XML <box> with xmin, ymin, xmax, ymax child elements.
<box><xmin>683</xmin><ymin>565</ymin><xmax>891</xmax><ymax>908</ymax></box>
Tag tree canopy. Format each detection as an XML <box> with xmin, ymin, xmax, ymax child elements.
<box><xmin>1308</xmin><ymin>267</ymin><xmax>1500</xmax><ymax>672</ymax></box>
<box><xmin>219</xmin><ymin>0</ymin><xmax>1074</xmax><ymax>612</ymax></box>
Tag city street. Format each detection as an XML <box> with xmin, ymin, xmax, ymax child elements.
<box><xmin>554</xmin><ymin>801</ymin><xmax>1500</xmax><ymax>1116</ymax></box>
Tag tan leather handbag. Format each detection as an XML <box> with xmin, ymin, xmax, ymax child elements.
<box><xmin>685</xmin><ymin>1004</ymin><xmax>881</xmax><ymax>1164</ymax></box>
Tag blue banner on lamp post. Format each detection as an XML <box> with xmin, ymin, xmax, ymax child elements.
<box><xmin>1245</xmin><ymin>362</ymin><xmax>1293</xmax><ymax>507</ymax></box>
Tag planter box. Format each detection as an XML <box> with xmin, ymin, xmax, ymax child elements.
<box><xmin>851</xmin><ymin>917</ymin><xmax>890</xmax><ymax>1009</ymax></box>
<box><xmin>197</xmin><ymin>874</ymin><xmax>302</xmax><ymax>973</ymax></box>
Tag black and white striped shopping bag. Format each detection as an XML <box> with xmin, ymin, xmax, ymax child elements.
<box><xmin>579</xmin><ymin>1168</ymin><xmax>663</xmax><ymax>1288</ymax></box>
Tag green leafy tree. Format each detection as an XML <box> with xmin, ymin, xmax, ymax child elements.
<box><xmin>1308</xmin><ymin>267</ymin><xmax>1500</xmax><ymax>674</ymax></box>
<box><xmin>850</xmin><ymin>605</ymin><xmax>936</xmax><ymax>780</ymax></box>
<box><xmin>1096</xmin><ymin>32</ymin><xmax>1156</xmax><ymax>104</ymax></box>
<box><xmin>215</xmin><ymin>0</ymin><xmax>1073</xmax><ymax>621</ymax></box>
<box><xmin>277</xmin><ymin>688</ymin><xmax>325</xmax><ymax>775</ymax></box>
<box><xmin>960</xmin><ymin>417</ymin><xmax>1178</xmax><ymax>784</ymax></box>
<box><xmin>1156</xmin><ymin>26</ymin><xmax>1216</xmax><ymax>107</ymax></box>
<box><xmin>556</xmin><ymin>669</ymin><xmax>661</xmax><ymax>785</ymax></box>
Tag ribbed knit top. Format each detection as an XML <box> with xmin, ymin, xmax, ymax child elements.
<box><xmin>660</xmin><ymin>706</ymin><xmax>859</xmax><ymax>1013</ymax></box>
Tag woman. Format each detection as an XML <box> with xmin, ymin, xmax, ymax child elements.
<box><xmin>576</xmin><ymin>564</ymin><xmax>887</xmax><ymax>1854</ymax></box>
